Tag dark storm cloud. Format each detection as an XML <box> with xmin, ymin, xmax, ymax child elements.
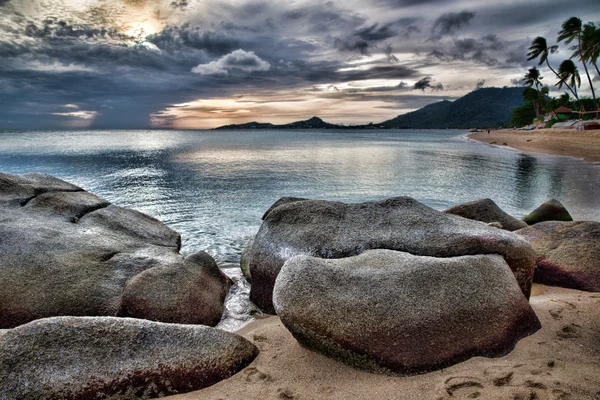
<box><xmin>24</xmin><ymin>18</ymin><xmax>130</xmax><ymax>41</ymax></box>
<box><xmin>431</xmin><ymin>10</ymin><xmax>475</xmax><ymax>39</ymax></box>
<box><xmin>427</xmin><ymin>37</ymin><xmax>501</xmax><ymax>66</ymax></box>
<box><xmin>356</xmin><ymin>23</ymin><xmax>397</xmax><ymax>42</ymax></box>
<box><xmin>413</xmin><ymin>77</ymin><xmax>432</xmax><ymax>91</ymax></box>
<box><xmin>375</xmin><ymin>0</ymin><xmax>451</xmax><ymax>7</ymax></box>
<box><xmin>170</xmin><ymin>0</ymin><xmax>188</xmax><ymax>9</ymax></box>
<box><xmin>334</xmin><ymin>37</ymin><xmax>370</xmax><ymax>55</ymax></box>
<box><xmin>334</xmin><ymin>22</ymin><xmax>399</xmax><ymax>55</ymax></box>
<box><xmin>385</xmin><ymin>44</ymin><xmax>399</xmax><ymax>63</ymax></box>
<box><xmin>411</xmin><ymin>77</ymin><xmax>444</xmax><ymax>92</ymax></box>
<box><xmin>473</xmin><ymin>0</ymin><xmax>600</xmax><ymax>33</ymax></box>
<box><xmin>2</xmin><ymin>0</ymin><xmax>599</xmax><ymax>129</ymax></box>
<box><xmin>147</xmin><ymin>24</ymin><xmax>241</xmax><ymax>55</ymax></box>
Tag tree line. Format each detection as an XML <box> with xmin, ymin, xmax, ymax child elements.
<box><xmin>512</xmin><ymin>17</ymin><xmax>599</xmax><ymax>127</ymax></box>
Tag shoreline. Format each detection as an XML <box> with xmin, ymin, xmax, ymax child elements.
<box><xmin>467</xmin><ymin>129</ymin><xmax>600</xmax><ymax>163</ymax></box>
<box><xmin>168</xmin><ymin>284</ymin><xmax>600</xmax><ymax>400</ymax></box>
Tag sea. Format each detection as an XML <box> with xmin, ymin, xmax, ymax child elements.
<box><xmin>1</xmin><ymin>128</ymin><xmax>599</xmax><ymax>329</ymax></box>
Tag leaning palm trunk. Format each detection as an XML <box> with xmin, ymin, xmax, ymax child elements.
<box><xmin>577</xmin><ymin>37</ymin><xmax>599</xmax><ymax>116</ymax></box>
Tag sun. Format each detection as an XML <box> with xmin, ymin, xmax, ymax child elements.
<box><xmin>125</xmin><ymin>20</ymin><xmax>161</xmax><ymax>39</ymax></box>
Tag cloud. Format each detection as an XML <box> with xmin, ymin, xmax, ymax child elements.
<box><xmin>413</xmin><ymin>77</ymin><xmax>432</xmax><ymax>91</ymax></box>
<box><xmin>431</xmin><ymin>11</ymin><xmax>475</xmax><ymax>39</ymax></box>
<box><xmin>385</xmin><ymin>44</ymin><xmax>399</xmax><ymax>63</ymax></box>
<box><xmin>334</xmin><ymin>37</ymin><xmax>370</xmax><ymax>55</ymax></box>
<box><xmin>147</xmin><ymin>24</ymin><xmax>241</xmax><ymax>55</ymax></box>
<box><xmin>427</xmin><ymin>37</ymin><xmax>501</xmax><ymax>66</ymax></box>
<box><xmin>191</xmin><ymin>49</ymin><xmax>270</xmax><ymax>75</ymax></box>
<box><xmin>52</xmin><ymin>110</ymin><xmax>98</xmax><ymax>119</ymax></box>
<box><xmin>475</xmin><ymin>80</ymin><xmax>485</xmax><ymax>89</ymax></box>
<box><xmin>170</xmin><ymin>0</ymin><xmax>188</xmax><ymax>9</ymax></box>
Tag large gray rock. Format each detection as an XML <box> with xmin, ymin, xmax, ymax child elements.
<box><xmin>516</xmin><ymin>221</ymin><xmax>600</xmax><ymax>292</ymax></box>
<box><xmin>522</xmin><ymin>199</ymin><xmax>573</xmax><ymax>225</ymax></box>
<box><xmin>273</xmin><ymin>250</ymin><xmax>541</xmax><ymax>376</ymax></box>
<box><xmin>117</xmin><ymin>251</ymin><xmax>232</xmax><ymax>326</ymax></box>
<box><xmin>0</xmin><ymin>316</ymin><xmax>258</xmax><ymax>399</ymax></box>
<box><xmin>0</xmin><ymin>172</ymin><xmax>230</xmax><ymax>328</ymax></box>
<box><xmin>444</xmin><ymin>198</ymin><xmax>528</xmax><ymax>231</ymax></box>
<box><xmin>261</xmin><ymin>196</ymin><xmax>308</xmax><ymax>220</ymax></box>
<box><xmin>249</xmin><ymin>197</ymin><xmax>536</xmax><ymax>313</ymax></box>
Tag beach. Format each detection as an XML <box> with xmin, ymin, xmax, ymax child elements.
<box><xmin>169</xmin><ymin>284</ymin><xmax>600</xmax><ymax>400</ymax></box>
<box><xmin>468</xmin><ymin>129</ymin><xmax>600</xmax><ymax>163</ymax></box>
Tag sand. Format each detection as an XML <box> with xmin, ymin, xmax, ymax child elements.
<box><xmin>468</xmin><ymin>129</ymin><xmax>600</xmax><ymax>163</ymax></box>
<box><xmin>168</xmin><ymin>284</ymin><xmax>600</xmax><ymax>400</ymax></box>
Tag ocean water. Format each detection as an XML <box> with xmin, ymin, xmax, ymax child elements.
<box><xmin>1</xmin><ymin>129</ymin><xmax>599</xmax><ymax>328</ymax></box>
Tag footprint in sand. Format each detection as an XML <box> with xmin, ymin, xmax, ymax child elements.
<box><xmin>442</xmin><ymin>363</ymin><xmax>571</xmax><ymax>399</ymax></box>
<box><xmin>243</xmin><ymin>367</ymin><xmax>272</xmax><ymax>383</ymax></box>
<box><xmin>277</xmin><ymin>387</ymin><xmax>296</xmax><ymax>399</ymax></box>
<box><xmin>549</xmin><ymin>308</ymin><xmax>564</xmax><ymax>320</ymax></box>
<box><xmin>557</xmin><ymin>324</ymin><xmax>580</xmax><ymax>339</ymax></box>
<box><xmin>444</xmin><ymin>376</ymin><xmax>484</xmax><ymax>398</ymax></box>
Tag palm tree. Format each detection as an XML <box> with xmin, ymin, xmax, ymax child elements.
<box><xmin>523</xmin><ymin>67</ymin><xmax>543</xmax><ymax>92</ymax></box>
<box><xmin>579</xmin><ymin>23</ymin><xmax>600</xmax><ymax>85</ymax></box>
<box><xmin>523</xmin><ymin>87</ymin><xmax>541</xmax><ymax>119</ymax></box>
<box><xmin>558</xmin><ymin>17</ymin><xmax>597</xmax><ymax>110</ymax></box>
<box><xmin>557</xmin><ymin>60</ymin><xmax>581</xmax><ymax>107</ymax></box>
<box><xmin>559</xmin><ymin>92</ymin><xmax>571</xmax><ymax>107</ymax></box>
<box><xmin>523</xmin><ymin>68</ymin><xmax>547</xmax><ymax>118</ymax></box>
<box><xmin>527</xmin><ymin>36</ymin><xmax>580</xmax><ymax>101</ymax></box>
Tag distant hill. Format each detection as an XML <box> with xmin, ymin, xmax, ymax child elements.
<box><xmin>379</xmin><ymin>87</ymin><xmax>526</xmax><ymax>129</ymax></box>
<box><xmin>215</xmin><ymin>116</ymin><xmax>342</xmax><ymax>130</ymax></box>
<box><xmin>214</xmin><ymin>87</ymin><xmax>526</xmax><ymax>130</ymax></box>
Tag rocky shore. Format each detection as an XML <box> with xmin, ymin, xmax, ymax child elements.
<box><xmin>1</xmin><ymin>172</ymin><xmax>599</xmax><ymax>399</ymax></box>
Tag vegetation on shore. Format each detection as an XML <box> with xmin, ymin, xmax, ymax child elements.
<box><xmin>511</xmin><ymin>17</ymin><xmax>599</xmax><ymax>127</ymax></box>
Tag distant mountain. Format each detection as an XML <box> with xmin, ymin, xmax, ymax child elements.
<box><xmin>379</xmin><ymin>87</ymin><xmax>526</xmax><ymax>129</ymax></box>
<box><xmin>214</xmin><ymin>87</ymin><xmax>526</xmax><ymax>130</ymax></box>
<box><xmin>215</xmin><ymin>116</ymin><xmax>342</xmax><ymax>130</ymax></box>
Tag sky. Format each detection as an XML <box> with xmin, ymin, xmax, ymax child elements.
<box><xmin>0</xmin><ymin>0</ymin><xmax>598</xmax><ymax>129</ymax></box>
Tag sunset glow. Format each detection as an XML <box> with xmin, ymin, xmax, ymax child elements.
<box><xmin>0</xmin><ymin>0</ymin><xmax>597</xmax><ymax>129</ymax></box>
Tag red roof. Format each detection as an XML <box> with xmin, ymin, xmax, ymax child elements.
<box><xmin>554</xmin><ymin>106</ymin><xmax>572</xmax><ymax>113</ymax></box>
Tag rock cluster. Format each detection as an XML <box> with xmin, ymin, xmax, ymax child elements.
<box><xmin>517</xmin><ymin>221</ymin><xmax>600</xmax><ymax>292</ymax></box>
<box><xmin>247</xmin><ymin>196</ymin><xmax>536</xmax><ymax>313</ymax></box>
<box><xmin>0</xmin><ymin>172</ymin><xmax>231</xmax><ymax>328</ymax></box>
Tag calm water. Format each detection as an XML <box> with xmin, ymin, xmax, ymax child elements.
<box><xmin>1</xmin><ymin>129</ymin><xmax>598</xmax><ymax>326</ymax></box>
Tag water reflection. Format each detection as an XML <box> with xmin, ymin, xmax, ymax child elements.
<box><xmin>0</xmin><ymin>129</ymin><xmax>598</xmax><ymax>265</ymax></box>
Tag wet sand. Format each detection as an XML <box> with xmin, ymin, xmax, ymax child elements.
<box><xmin>169</xmin><ymin>284</ymin><xmax>600</xmax><ymax>400</ymax></box>
<box><xmin>468</xmin><ymin>129</ymin><xmax>600</xmax><ymax>163</ymax></box>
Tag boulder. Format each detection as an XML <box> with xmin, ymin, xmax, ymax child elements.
<box><xmin>516</xmin><ymin>221</ymin><xmax>600</xmax><ymax>291</ymax></box>
<box><xmin>0</xmin><ymin>172</ymin><xmax>230</xmax><ymax>328</ymax></box>
<box><xmin>262</xmin><ymin>196</ymin><xmax>308</xmax><ymax>220</ymax></box>
<box><xmin>118</xmin><ymin>251</ymin><xmax>232</xmax><ymax>326</ymax></box>
<box><xmin>444</xmin><ymin>198</ymin><xmax>528</xmax><ymax>231</ymax></box>
<box><xmin>248</xmin><ymin>197</ymin><xmax>536</xmax><ymax>313</ymax></box>
<box><xmin>273</xmin><ymin>250</ymin><xmax>541</xmax><ymax>376</ymax></box>
<box><xmin>522</xmin><ymin>199</ymin><xmax>573</xmax><ymax>225</ymax></box>
<box><xmin>0</xmin><ymin>316</ymin><xmax>258</xmax><ymax>399</ymax></box>
<box><xmin>240</xmin><ymin>237</ymin><xmax>254</xmax><ymax>282</ymax></box>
